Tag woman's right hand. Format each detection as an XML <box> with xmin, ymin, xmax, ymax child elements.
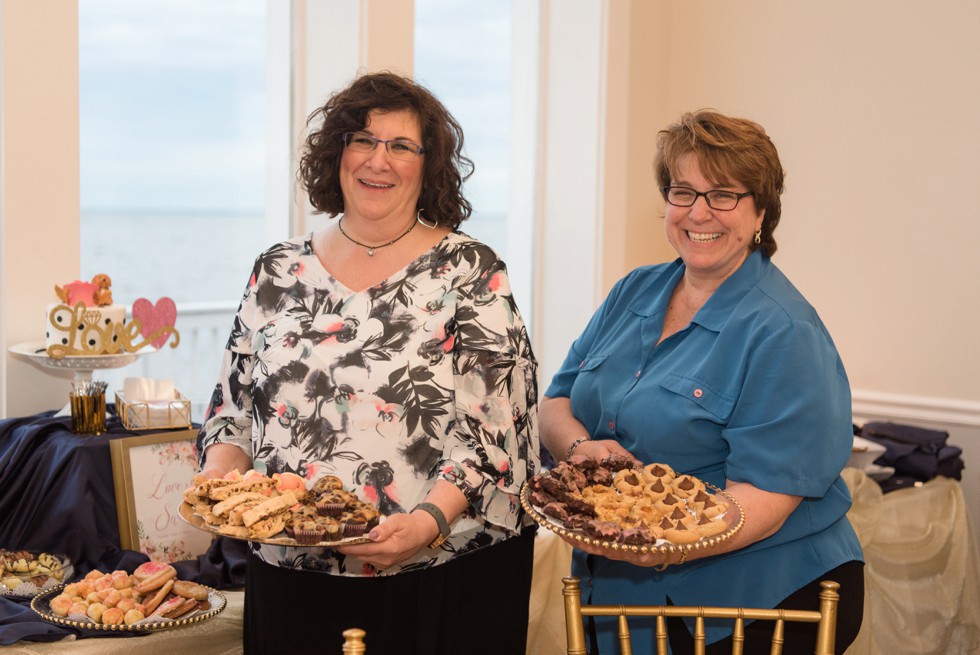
<box><xmin>540</xmin><ymin>396</ymin><xmax>638</xmax><ymax>463</ymax></box>
<box><xmin>198</xmin><ymin>443</ymin><xmax>253</xmax><ymax>480</ymax></box>
<box><xmin>566</xmin><ymin>438</ymin><xmax>638</xmax><ymax>464</ymax></box>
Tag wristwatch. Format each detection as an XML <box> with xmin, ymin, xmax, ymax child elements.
<box><xmin>414</xmin><ymin>502</ymin><xmax>451</xmax><ymax>549</ymax></box>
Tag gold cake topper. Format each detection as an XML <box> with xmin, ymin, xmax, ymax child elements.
<box><xmin>46</xmin><ymin>275</ymin><xmax>180</xmax><ymax>359</ymax></box>
<box><xmin>45</xmin><ymin>301</ymin><xmax>180</xmax><ymax>359</ymax></box>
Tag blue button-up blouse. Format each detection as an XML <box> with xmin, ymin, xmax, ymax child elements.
<box><xmin>545</xmin><ymin>250</ymin><xmax>863</xmax><ymax>647</ymax></box>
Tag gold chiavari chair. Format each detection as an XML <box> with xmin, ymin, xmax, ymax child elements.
<box><xmin>342</xmin><ymin>627</ymin><xmax>366</xmax><ymax>654</ymax></box>
<box><xmin>562</xmin><ymin>576</ymin><xmax>840</xmax><ymax>655</ymax></box>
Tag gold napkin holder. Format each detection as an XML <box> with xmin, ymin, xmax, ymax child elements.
<box><xmin>115</xmin><ymin>390</ymin><xmax>191</xmax><ymax>430</ymax></box>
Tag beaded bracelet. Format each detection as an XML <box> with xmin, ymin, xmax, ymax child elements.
<box><xmin>564</xmin><ymin>437</ymin><xmax>590</xmax><ymax>460</ymax></box>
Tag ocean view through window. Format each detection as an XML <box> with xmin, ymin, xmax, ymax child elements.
<box><xmin>79</xmin><ymin>0</ymin><xmax>275</xmax><ymax>415</ymax></box>
<box><xmin>79</xmin><ymin>0</ymin><xmax>270</xmax><ymax>305</ymax></box>
<box><xmin>414</xmin><ymin>0</ymin><xmax>536</xmax><ymax>329</ymax></box>
<box><xmin>415</xmin><ymin>0</ymin><xmax>512</xmax><ymax>259</ymax></box>
<box><xmin>77</xmin><ymin>1</ymin><xmax>534</xmax><ymax>417</ymax></box>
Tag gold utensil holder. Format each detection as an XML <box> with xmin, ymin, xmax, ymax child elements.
<box><xmin>70</xmin><ymin>392</ymin><xmax>106</xmax><ymax>435</ymax></box>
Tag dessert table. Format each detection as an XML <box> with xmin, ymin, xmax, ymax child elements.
<box><xmin>3</xmin><ymin>407</ymin><xmax>976</xmax><ymax>654</ymax></box>
<box><xmin>0</xmin><ymin>591</ymin><xmax>245</xmax><ymax>655</ymax></box>
<box><xmin>1</xmin><ymin>532</ymin><xmax>570</xmax><ymax>655</ymax></box>
<box><xmin>0</xmin><ymin>410</ymin><xmax>247</xmax><ymax>647</ymax></box>
<box><xmin>0</xmin><ymin>409</ymin><xmax>566</xmax><ymax>652</ymax></box>
<box><xmin>0</xmin><ymin>409</ymin><xmax>163</xmax><ymax>573</ymax></box>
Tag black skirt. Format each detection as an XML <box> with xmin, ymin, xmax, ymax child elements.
<box><xmin>244</xmin><ymin>527</ymin><xmax>536</xmax><ymax>655</ymax></box>
<box><xmin>663</xmin><ymin>560</ymin><xmax>865</xmax><ymax>655</ymax></box>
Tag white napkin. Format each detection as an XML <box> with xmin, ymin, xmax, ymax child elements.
<box><xmin>123</xmin><ymin>377</ymin><xmax>175</xmax><ymax>402</ymax></box>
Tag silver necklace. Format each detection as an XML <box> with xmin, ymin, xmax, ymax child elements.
<box><xmin>337</xmin><ymin>216</ymin><xmax>416</xmax><ymax>256</ymax></box>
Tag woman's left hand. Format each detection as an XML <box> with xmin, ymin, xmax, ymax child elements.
<box><xmin>336</xmin><ymin>512</ymin><xmax>435</xmax><ymax>570</ymax></box>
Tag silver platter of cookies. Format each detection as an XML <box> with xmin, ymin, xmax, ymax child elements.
<box><xmin>521</xmin><ymin>455</ymin><xmax>744</xmax><ymax>555</ymax></box>
<box><xmin>0</xmin><ymin>549</ymin><xmax>73</xmax><ymax>598</ymax></box>
<box><xmin>179</xmin><ymin>471</ymin><xmax>379</xmax><ymax>547</ymax></box>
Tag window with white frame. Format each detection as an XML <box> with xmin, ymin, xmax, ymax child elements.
<box><xmin>414</xmin><ymin>0</ymin><xmax>537</xmax><ymax>329</ymax></box>
<box><xmin>79</xmin><ymin>0</ymin><xmax>273</xmax><ymax>305</ymax></box>
<box><xmin>78</xmin><ymin>0</ymin><xmax>286</xmax><ymax>415</ymax></box>
<box><xmin>77</xmin><ymin>0</ymin><xmax>541</xmax><ymax>417</ymax></box>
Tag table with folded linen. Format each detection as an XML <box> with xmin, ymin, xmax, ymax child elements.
<box><xmin>857</xmin><ymin>421</ymin><xmax>965</xmax><ymax>493</ymax></box>
<box><xmin>842</xmin><ymin>468</ymin><xmax>980</xmax><ymax>655</ymax></box>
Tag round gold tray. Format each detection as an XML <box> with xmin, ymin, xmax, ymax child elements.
<box><xmin>31</xmin><ymin>584</ymin><xmax>226</xmax><ymax>632</ymax></box>
<box><xmin>520</xmin><ymin>474</ymin><xmax>744</xmax><ymax>556</ymax></box>
<box><xmin>178</xmin><ymin>502</ymin><xmax>372</xmax><ymax>547</ymax></box>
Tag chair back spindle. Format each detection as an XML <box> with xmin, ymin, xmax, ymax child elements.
<box><xmin>561</xmin><ymin>576</ymin><xmax>840</xmax><ymax>655</ymax></box>
<box><xmin>342</xmin><ymin>627</ymin><xmax>366</xmax><ymax>654</ymax></box>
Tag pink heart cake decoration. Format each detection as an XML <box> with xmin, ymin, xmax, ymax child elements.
<box><xmin>132</xmin><ymin>297</ymin><xmax>178</xmax><ymax>348</ymax></box>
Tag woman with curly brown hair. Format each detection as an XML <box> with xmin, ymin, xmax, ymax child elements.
<box><xmin>198</xmin><ymin>71</ymin><xmax>539</xmax><ymax>655</ymax></box>
<box><xmin>541</xmin><ymin>110</ymin><xmax>864</xmax><ymax>654</ymax></box>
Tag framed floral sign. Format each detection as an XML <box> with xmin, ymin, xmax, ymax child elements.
<box><xmin>109</xmin><ymin>428</ymin><xmax>213</xmax><ymax>562</ymax></box>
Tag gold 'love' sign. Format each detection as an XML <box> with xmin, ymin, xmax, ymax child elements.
<box><xmin>45</xmin><ymin>302</ymin><xmax>180</xmax><ymax>359</ymax></box>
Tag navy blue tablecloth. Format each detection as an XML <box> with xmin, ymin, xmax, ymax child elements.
<box><xmin>0</xmin><ymin>410</ymin><xmax>246</xmax><ymax>645</ymax></box>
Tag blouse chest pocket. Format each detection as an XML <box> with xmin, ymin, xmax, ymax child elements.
<box><xmin>569</xmin><ymin>355</ymin><xmax>611</xmax><ymax>410</ymax></box>
<box><xmin>577</xmin><ymin>355</ymin><xmax>609</xmax><ymax>372</ymax></box>
<box><xmin>659</xmin><ymin>372</ymin><xmax>736</xmax><ymax>421</ymax></box>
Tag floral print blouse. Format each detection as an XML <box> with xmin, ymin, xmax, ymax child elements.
<box><xmin>198</xmin><ymin>232</ymin><xmax>539</xmax><ymax>576</ymax></box>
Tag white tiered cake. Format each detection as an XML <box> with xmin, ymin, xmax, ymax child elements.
<box><xmin>45</xmin><ymin>275</ymin><xmax>127</xmax><ymax>356</ymax></box>
<box><xmin>45</xmin><ymin>303</ymin><xmax>127</xmax><ymax>354</ymax></box>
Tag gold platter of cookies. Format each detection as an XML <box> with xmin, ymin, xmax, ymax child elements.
<box><xmin>32</xmin><ymin>585</ymin><xmax>226</xmax><ymax>632</ymax></box>
<box><xmin>521</xmin><ymin>455</ymin><xmax>743</xmax><ymax>555</ymax></box>
<box><xmin>31</xmin><ymin>563</ymin><xmax>226</xmax><ymax>632</ymax></box>
<box><xmin>178</xmin><ymin>502</ymin><xmax>371</xmax><ymax>547</ymax></box>
<box><xmin>179</xmin><ymin>470</ymin><xmax>378</xmax><ymax>547</ymax></box>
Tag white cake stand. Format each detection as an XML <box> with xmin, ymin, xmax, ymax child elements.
<box><xmin>9</xmin><ymin>341</ymin><xmax>155</xmax><ymax>416</ymax></box>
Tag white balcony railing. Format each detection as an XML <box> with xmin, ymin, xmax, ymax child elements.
<box><xmin>96</xmin><ymin>301</ymin><xmax>238</xmax><ymax>424</ymax></box>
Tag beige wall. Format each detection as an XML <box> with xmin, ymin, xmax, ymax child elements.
<box><xmin>610</xmin><ymin>1</ymin><xmax>674</xmax><ymax>286</ymax></box>
<box><xmin>606</xmin><ymin>0</ymin><xmax>980</xmax><ymax>403</ymax></box>
<box><xmin>600</xmin><ymin>0</ymin><xmax>980</xmax><ymax>531</ymax></box>
<box><xmin>0</xmin><ymin>0</ymin><xmax>80</xmax><ymax>416</ymax></box>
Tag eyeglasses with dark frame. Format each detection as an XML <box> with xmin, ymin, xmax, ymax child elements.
<box><xmin>662</xmin><ymin>186</ymin><xmax>754</xmax><ymax>211</ymax></box>
<box><xmin>342</xmin><ymin>132</ymin><xmax>425</xmax><ymax>160</ymax></box>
